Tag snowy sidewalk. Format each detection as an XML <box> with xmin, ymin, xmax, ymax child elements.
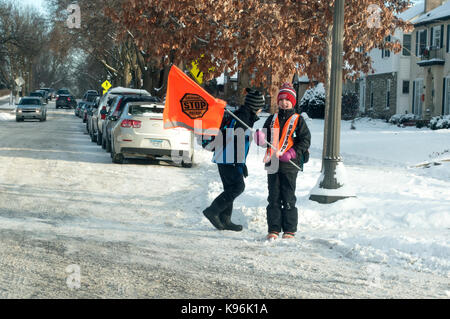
<box><xmin>0</xmin><ymin>94</ymin><xmax>14</xmax><ymax>110</ymax></box>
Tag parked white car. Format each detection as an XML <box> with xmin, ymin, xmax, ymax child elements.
<box><xmin>110</xmin><ymin>101</ymin><xmax>194</xmax><ymax>166</ymax></box>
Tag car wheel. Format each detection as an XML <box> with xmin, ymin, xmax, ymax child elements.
<box><xmin>181</xmin><ymin>155</ymin><xmax>194</xmax><ymax>168</ymax></box>
<box><xmin>96</xmin><ymin>131</ymin><xmax>102</xmax><ymax>145</ymax></box>
<box><xmin>111</xmin><ymin>141</ymin><xmax>124</xmax><ymax>164</ymax></box>
<box><xmin>91</xmin><ymin>128</ymin><xmax>97</xmax><ymax>142</ymax></box>
<box><xmin>101</xmin><ymin>134</ymin><xmax>106</xmax><ymax>149</ymax></box>
<box><xmin>106</xmin><ymin>136</ymin><xmax>111</xmax><ymax>153</ymax></box>
<box><xmin>112</xmin><ymin>153</ymin><xmax>124</xmax><ymax>164</ymax></box>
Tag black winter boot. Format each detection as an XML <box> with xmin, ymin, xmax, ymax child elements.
<box><xmin>219</xmin><ymin>204</ymin><xmax>243</xmax><ymax>232</ymax></box>
<box><xmin>203</xmin><ymin>206</ymin><xmax>224</xmax><ymax>230</ymax></box>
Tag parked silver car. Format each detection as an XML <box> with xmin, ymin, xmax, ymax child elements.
<box><xmin>16</xmin><ymin>97</ymin><xmax>47</xmax><ymax>122</ymax></box>
<box><xmin>110</xmin><ymin>101</ymin><xmax>194</xmax><ymax>166</ymax></box>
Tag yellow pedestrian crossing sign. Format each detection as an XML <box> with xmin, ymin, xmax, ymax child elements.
<box><xmin>189</xmin><ymin>55</ymin><xmax>215</xmax><ymax>85</ymax></box>
<box><xmin>102</xmin><ymin>80</ymin><xmax>112</xmax><ymax>95</ymax></box>
<box><xmin>190</xmin><ymin>61</ymin><xmax>203</xmax><ymax>85</ymax></box>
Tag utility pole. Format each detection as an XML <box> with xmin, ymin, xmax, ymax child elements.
<box><xmin>309</xmin><ymin>0</ymin><xmax>355</xmax><ymax>204</ymax></box>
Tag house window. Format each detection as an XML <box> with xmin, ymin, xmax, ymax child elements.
<box><xmin>403</xmin><ymin>34</ymin><xmax>411</xmax><ymax>56</ymax></box>
<box><xmin>382</xmin><ymin>35</ymin><xmax>391</xmax><ymax>58</ymax></box>
<box><xmin>447</xmin><ymin>25</ymin><xmax>450</xmax><ymax>53</ymax></box>
<box><xmin>431</xmin><ymin>26</ymin><xmax>442</xmax><ymax>48</ymax></box>
<box><xmin>402</xmin><ymin>80</ymin><xmax>409</xmax><ymax>94</ymax></box>
<box><xmin>359</xmin><ymin>79</ymin><xmax>366</xmax><ymax>113</ymax></box>
<box><xmin>369</xmin><ymin>82</ymin><xmax>374</xmax><ymax>109</ymax></box>
<box><xmin>416</xmin><ymin>29</ymin><xmax>427</xmax><ymax>56</ymax></box>
<box><xmin>386</xmin><ymin>79</ymin><xmax>391</xmax><ymax>109</ymax></box>
<box><xmin>445</xmin><ymin>77</ymin><xmax>450</xmax><ymax>115</ymax></box>
<box><xmin>413</xmin><ymin>79</ymin><xmax>424</xmax><ymax>116</ymax></box>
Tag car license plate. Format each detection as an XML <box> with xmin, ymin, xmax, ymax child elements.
<box><xmin>150</xmin><ymin>139</ymin><xmax>163</xmax><ymax>148</ymax></box>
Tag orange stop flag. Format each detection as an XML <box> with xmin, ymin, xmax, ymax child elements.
<box><xmin>163</xmin><ymin>65</ymin><xmax>226</xmax><ymax>135</ymax></box>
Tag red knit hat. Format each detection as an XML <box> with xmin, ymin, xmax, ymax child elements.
<box><xmin>277</xmin><ymin>82</ymin><xmax>296</xmax><ymax>107</ymax></box>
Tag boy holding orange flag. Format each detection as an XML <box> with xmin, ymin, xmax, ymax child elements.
<box><xmin>200</xmin><ymin>89</ymin><xmax>265</xmax><ymax>231</ymax></box>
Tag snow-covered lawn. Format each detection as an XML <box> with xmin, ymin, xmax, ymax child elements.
<box><xmin>0</xmin><ymin>112</ymin><xmax>14</xmax><ymax>121</ymax></box>
<box><xmin>228</xmin><ymin>117</ymin><xmax>450</xmax><ymax>279</ymax></box>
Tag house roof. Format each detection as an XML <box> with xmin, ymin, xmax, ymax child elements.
<box><xmin>414</xmin><ymin>1</ymin><xmax>450</xmax><ymax>26</ymax></box>
<box><xmin>398</xmin><ymin>1</ymin><xmax>425</xmax><ymax>22</ymax></box>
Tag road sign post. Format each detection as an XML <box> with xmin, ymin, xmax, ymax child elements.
<box><xmin>309</xmin><ymin>0</ymin><xmax>355</xmax><ymax>204</ymax></box>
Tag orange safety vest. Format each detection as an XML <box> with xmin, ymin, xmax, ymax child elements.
<box><xmin>263</xmin><ymin>113</ymin><xmax>300</xmax><ymax>163</ymax></box>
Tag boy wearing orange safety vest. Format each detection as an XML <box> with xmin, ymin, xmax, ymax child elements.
<box><xmin>255</xmin><ymin>83</ymin><xmax>311</xmax><ymax>240</ymax></box>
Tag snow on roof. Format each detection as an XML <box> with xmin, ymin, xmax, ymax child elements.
<box><xmin>397</xmin><ymin>2</ymin><xmax>424</xmax><ymax>21</ymax></box>
<box><xmin>414</xmin><ymin>1</ymin><xmax>450</xmax><ymax>25</ymax></box>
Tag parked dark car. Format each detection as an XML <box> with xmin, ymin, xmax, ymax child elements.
<box><xmin>85</xmin><ymin>90</ymin><xmax>99</xmax><ymax>95</ymax></box>
<box><xmin>29</xmin><ymin>91</ymin><xmax>47</xmax><ymax>104</ymax></box>
<box><xmin>76</xmin><ymin>91</ymin><xmax>98</xmax><ymax>117</ymax></box>
<box><xmin>102</xmin><ymin>95</ymin><xmax>161</xmax><ymax>152</ymax></box>
<box><xmin>56</xmin><ymin>94</ymin><xmax>76</xmax><ymax>109</ymax></box>
<box><xmin>83</xmin><ymin>90</ymin><xmax>99</xmax><ymax>100</ymax></box>
<box><xmin>87</xmin><ymin>96</ymin><xmax>100</xmax><ymax>137</ymax></box>
<box><xmin>40</xmin><ymin>88</ymin><xmax>54</xmax><ymax>100</ymax></box>
<box><xmin>56</xmin><ymin>88</ymin><xmax>70</xmax><ymax>99</ymax></box>
<box><xmin>75</xmin><ymin>101</ymin><xmax>86</xmax><ymax>117</ymax></box>
<box><xmin>36</xmin><ymin>89</ymin><xmax>50</xmax><ymax>102</ymax></box>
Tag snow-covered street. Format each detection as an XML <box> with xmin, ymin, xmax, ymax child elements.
<box><xmin>0</xmin><ymin>103</ymin><xmax>449</xmax><ymax>298</ymax></box>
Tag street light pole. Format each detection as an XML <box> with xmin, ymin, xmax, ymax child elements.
<box><xmin>309</xmin><ymin>0</ymin><xmax>355</xmax><ymax>204</ymax></box>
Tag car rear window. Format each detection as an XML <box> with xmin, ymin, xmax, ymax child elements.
<box><xmin>20</xmin><ymin>99</ymin><xmax>40</xmax><ymax>105</ymax></box>
<box><xmin>128</xmin><ymin>105</ymin><xmax>164</xmax><ymax>115</ymax></box>
<box><xmin>86</xmin><ymin>94</ymin><xmax>98</xmax><ymax>102</ymax></box>
<box><xmin>30</xmin><ymin>92</ymin><xmax>42</xmax><ymax>96</ymax></box>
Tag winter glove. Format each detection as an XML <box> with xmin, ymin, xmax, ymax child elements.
<box><xmin>254</xmin><ymin>129</ymin><xmax>267</xmax><ymax>147</ymax></box>
<box><xmin>279</xmin><ymin>148</ymin><xmax>296</xmax><ymax>162</ymax></box>
<box><xmin>302</xmin><ymin>149</ymin><xmax>310</xmax><ymax>164</ymax></box>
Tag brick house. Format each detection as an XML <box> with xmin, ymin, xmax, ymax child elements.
<box><xmin>409</xmin><ymin>0</ymin><xmax>450</xmax><ymax>119</ymax></box>
<box><xmin>357</xmin><ymin>2</ymin><xmax>424</xmax><ymax>119</ymax></box>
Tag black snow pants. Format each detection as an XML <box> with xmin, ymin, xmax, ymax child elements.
<box><xmin>266</xmin><ymin>170</ymin><xmax>298</xmax><ymax>233</ymax></box>
<box><xmin>208</xmin><ymin>164</ymin><xmax>246</xmax><ymax>214</ymax></box>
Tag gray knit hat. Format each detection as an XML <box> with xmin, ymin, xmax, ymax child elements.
<box><xmin>244</xmin><ymin>88</ymin><xmax>265</xmax><ymax>113</ymax></box>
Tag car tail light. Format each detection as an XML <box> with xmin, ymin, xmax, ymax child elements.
<box><xmin>67</xmin><ymin>97</ymin><xmax>71</xmax><ymax>101</ymax></box>
<box><xmin>120</xmin><ymin>119</ymin><xmax>141</xmax><ymax>128</ymax></box>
